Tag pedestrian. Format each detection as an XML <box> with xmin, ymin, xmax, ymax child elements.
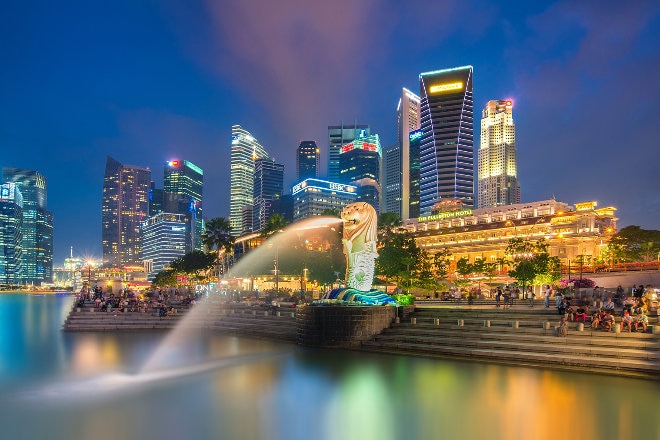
<box><xmin>555</xmin><ymin>316</ymin><xmax>567</xmax><ymax>337</ymax></box>
<box><xmin>529</xmin><ymin>289</ymin><xmax>536</xmax><ymax>308</ymax></box>
<box><xmin>544</xmin><ymin>285</ymin><xmax>551</xmax><ymax>309</ymax></box>
<box><xmin>495</xmin><ymin>288</ymin><xmax>502</xmax><ymax>308</ymax></box>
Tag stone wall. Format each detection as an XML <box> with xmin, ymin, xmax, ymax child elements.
<box><xmin>296</xmin><ymin>305</ymin><xmax>397</xmax><ymax>347</ymax></box>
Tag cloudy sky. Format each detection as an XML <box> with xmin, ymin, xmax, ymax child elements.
<box><xmin>1</xmin><ymin>0</ymin><xmax>659</xmax><ymax>264</ymax></box>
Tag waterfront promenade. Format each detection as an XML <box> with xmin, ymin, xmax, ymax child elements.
<box><xmin>63</xmin><ymin>298</ymin><xmax>660</xmax><ymax>380</ymax></box>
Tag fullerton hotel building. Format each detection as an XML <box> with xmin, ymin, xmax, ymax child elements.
<box><xmin>402</xmin><ymin>199</ymin><xmax>617</xmax><ymax>270</ymax></box>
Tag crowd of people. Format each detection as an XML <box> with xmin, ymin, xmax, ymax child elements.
<box><xmin>76</xmin><ymin>285</ymin><xmax>200</xmax><ymax>317</ymax></box>
<box><xmin>554</xmin><ymin>284</ymin><xmax>653</xmax><ymax>336</ymax></box>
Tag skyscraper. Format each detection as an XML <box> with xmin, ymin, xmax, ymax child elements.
<box><xmin>102</xmin><ymin>156</ymin><xmax>151</xmax><ymax>268</ymax></box>
<box><xmin>230</xmin><ymin>125</ymin><xmax>270</xmax><ymax>235</ymax></box>
<box><xmin>141</xmin><ymin>213</ymin><xmax>187</xmax><ymax>281</ymax></box>
<box><xmin>408</xmin><ymin>129</ymin><xmax>423</xmax><ymax>219</ymax></box>
<box><xmin>328</xmin><ymin>123</ymin><xmax>369</xmax><ymax>182</ymax></box>
<box><xmin>253</xmin><ymin>158</ymin><xmax>284</xmax><ymax>232</ymax></box>
<box><xmin>2</xmin><ymin>167</ymin><xmax>53</xmax><ymax>284</ymax></box>
<box><xmin>398</xmin><ymin>88</ymin><xmax>421</xmax><ymax>219</ymax></box>
<box><xmin>296</xmin><ymin>141</ymin><xmax>319</xmax><ymax>182</ymax></box>
<box><xmin>0</xmin><ymin>183</ymin><xmax>23</xmax><ymax>285</ymax></box>
<box><xmin>163</xmin><ymin>159</ymin><xmax>204</xmax><ymax>252</ymax></box>
<box><xmin>478</xmin><ymin>100</ymin><xmax>520</xmax><ymax>208</ymax></box>
<box><xmin>419</xmin><ymin>66</ymin><xmax>474</xmax><ymax>214</ymax></box>
<box><xmin>338</xmin><ymin>134</ymin><xmax>382</xmax><ymax>212</ymax></box>
<box><xmin>381</xmin><ymin>144</ymin><xmax>401</xmax><ymax>216</ymax></box>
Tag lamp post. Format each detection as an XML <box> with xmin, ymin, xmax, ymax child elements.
<box><xmin>273</xmin><ymin>246</ymin><xmax>279</xmax><ymax>295</ymax></box>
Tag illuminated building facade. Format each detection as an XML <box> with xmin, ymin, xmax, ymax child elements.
<box><xmin>296</xmin><ymin>141</ymin><xmax>319</xmax><ymax>182</ymax></box>
<box><xmin>102</xmin><ymin>156</ymin><xmax>151</xmax><ymax>268</ymax></box>
<box><xmin>163</xmin><ymin>159</ymin><xmax>204</xmax><ymax>252</ymax></box>
<box><xmin>338</xmin><ymin>134</ymin><xmax>381</xmax><ymax>211</ymax></box>
<box><xmin>382</xmin><ymin>144</ymin><xmax>401</xmax><ymax>216</ymax></box>
<box><xmin>292</xmin><ymin>178</ymin><xmax>357</xmax><ymax>221</ymax></box>
<box><xmin>398</xmin><ymin>88</ymin><xmax>421</xmax><ymax>219</ymax></box>
<box><xmin>478</xmin><ymin>100</ymin><xmax>520</xmax><ymax>208</ymax></box>
<box><xmin>149</xmin><ymin>181</ymin><xmax>164</xmax><ymax>217</ymax></box>
<box><xmin>253</xmin><ymin>158</ymin><xmax>284</xmax><ymax>232</ymax></box>
<box><xmin>419</xmin><ymin>66</ymin><xmax>474</xmax><ymax>213</ymax></box>
<box><xmin>408</xmin><ymin>129</ymin><xmax>422</xmax><ymax>219</ymax></box>
<box><xmin>230</xmin><ymin>125</ymin><xmax>270</xmax><ymax>235</ymax></box>
<box><xmin>141</xmin><ymin>213</ymin><xmax>187</xmax><ymax>281</ymax></box>
<box><xmin>328</xmin><ymin>123</ymin><xmax>369</xmax><ymax>182</ymax></box>
<box><xmin>403</xmin><ymin>199</ymin><xmax>617</xmax><ymax>270</ymax></box>
<box><xmin>0</xmin><ymin>183</ymin><xmax>24</xmax><ymax>284</ymax></box>
<box><xmin>2</xmin><ymin>167</ymin><xmax>53</xmax><ymax>284</ymax></box>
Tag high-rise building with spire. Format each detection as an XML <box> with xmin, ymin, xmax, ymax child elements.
<box><xmin>230</xmin><ymin>125</ymin><xmax>270</xmax><ymax>235</ymax></box>
<box><xmin>419</xmin><ymin>66</ymin><xmax>474</xmax><ymax>214</ymax></box>
<box><xmin>478</xmin><ymin>100</ymin><xmax>520</xmax><ymax>208</ymax></box>
<box><xmin>101</xmin><ymin>156</ymin><xmax>151</xmax><ymax>268</ymax></box>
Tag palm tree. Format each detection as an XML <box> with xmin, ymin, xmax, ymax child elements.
<box><xmin>202</xmin><ymin>217</ymin><xmax>234</xmax><ymax>277</ymax></box>
<box><xmin>260</xmin><ymin>213</ymin><xmax>288</xmax><ymax>237</ymax></box>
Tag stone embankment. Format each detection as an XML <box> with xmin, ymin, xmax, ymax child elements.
<box><xmin>63</xmin><ymin>300</ymin><xmax>297</xmax><ymax>342</ymax></box>
<box><xmin>361</xmin><ymin>306</ymin><xmax>660</xmax><ymax>380</ymax></box>
<box><xmin>63</xmin><ymin>300</ymin><xmax>660</xmax><ymax>379</ymax></box>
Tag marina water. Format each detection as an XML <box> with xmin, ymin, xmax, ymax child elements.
<box><xmin>0</xmin><ymin>294</ymin><xmax>657</xmax><ymax>440</ymax></box>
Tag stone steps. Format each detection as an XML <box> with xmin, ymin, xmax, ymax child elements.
<box><xmin>360</xmin><ymin>307</ymin><xmax>660</xmax><ymax>379</ymax></box>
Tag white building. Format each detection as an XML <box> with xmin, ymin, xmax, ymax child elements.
<box><xmin>478</xmin><ymin>100</ymin><xmax>520</xmax><ymax>208</ymax></box>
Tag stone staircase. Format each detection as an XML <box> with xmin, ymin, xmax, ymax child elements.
<box><xmin>361</xmin><ymin>306</ymin><xmax>660</xmax><ymax>380</ymax></box>
<box><xmin>63</xmin><ymin>300</ymin><xmax>298</xmax><ymax>342</ymax></box>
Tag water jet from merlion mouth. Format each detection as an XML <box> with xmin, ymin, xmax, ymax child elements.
<box><xmin>140</xmin><ymin>216</ymin><xmax>344</xmax><ymax>372</ymax></box>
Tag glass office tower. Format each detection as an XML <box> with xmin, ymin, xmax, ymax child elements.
<box><xmin>419</xmin><ymin>66</ymin><xmax>474</xmax><ymax>214</ymax></box>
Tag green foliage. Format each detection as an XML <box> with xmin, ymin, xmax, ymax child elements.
<box><xmin>606</xmin><ymin>226</ymin><xmax>660</xmax><ymax>263</ymax></box>
<box><xmin>202</xmin><ymin>217</ymin><xmax>234</xmax><ymax>254</ymax></box>
<box><xmin>151</xmin><ymin>269</ymin><xmax>177</xmax><ymax>287</ymax></box>
<box><xmin>260</xmin><ymin>213</ymin><xmax>289</xmax><ymax>237</ymax></box>
<box><xmin>392</xmin><ymin>293</ymin><xmax>415</xmax><ymax>306</ymax></box>
<box><xmin>169</xmin><ymin>250</ymin><xmax>217</xmax><ymax>275</ymax></box>
<box><xmin>506</xmin><ymin>238</ymin><xmax>558</xmax><ymax>288</ymax></box>
<box><xmin>432</xmin><ymin>248</ymin><xmax>452</xmax><ymax>281</ymax></box>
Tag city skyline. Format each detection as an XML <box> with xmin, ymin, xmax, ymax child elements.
<box><xmin>1</xmin><ymin>1</ymin><xmax>659</xmax><ymax>264</ymax></box>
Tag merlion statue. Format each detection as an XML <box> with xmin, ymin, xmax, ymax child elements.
<box><xmin>319</xmin><ymin>202</ymin><xmax>395</xmax><ymax>305</ymax></box>
<box><xmin>341</xmin><ymin>202</ymin><xmax>378</xmax><ymax>292</ymax></box>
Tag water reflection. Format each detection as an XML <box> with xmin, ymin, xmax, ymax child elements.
<box><xmin>0</xmin><ymin>295</ymin><xmax>657</xmax><ymax>440</ymax></box>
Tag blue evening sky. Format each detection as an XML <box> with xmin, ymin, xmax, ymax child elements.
<box><xmin>1</xmin><ymin>0</ymin><xmax>659</xmax><ymax>264</ymax></box>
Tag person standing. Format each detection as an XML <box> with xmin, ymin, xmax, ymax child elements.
<box><xmin>544</xmin><ymin>285</ymin><xmax>550</xmax><ymax>309</ymax></box>
<box><xmin>495</xmin><ymin>288</ymin><xmax>502</xmax><ymax>308</ymax></box>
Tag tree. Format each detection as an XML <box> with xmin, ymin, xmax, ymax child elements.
<box><xmin>607</xmin><ymin>226</ymin><xmax>660</xmax><ymax>263</ymax></box>
<box><xmin>378</xmin><ymin>212</ymin><xmax>402</xmax><ymax>241</ymax></box>
<box><xmin>152</xmin><ymin>269</ymin><xmax>177</xmax><ymax>287</ymax></box>
<box><xmin>169</xmin><ymin>251</ymin><xmax>217</xmax><ymax>281</ymax></box>
<box><xmin>203</xmin><ymin>217</ymin><xmax>234</xmax><ymax>277</ymax></box>
<box><xmin>376</xmin><ymin>230</ymin><xmax>420</xmax><ymax>287</ymax></box>
<box><xmin>432</xmin><ymin>248</ymin><xmax>452</xmax><ymax>281</ymax></box>
<box><xmin>506</xmin><ymin>238</ymin><xmax>560</xmax><ymax>289</ymax></box>
<box><xmin>260</xmin><ymin>213</ymin><xmax>288</xmax><ymax>237</ymax></box>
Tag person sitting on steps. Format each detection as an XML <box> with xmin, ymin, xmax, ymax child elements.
<box><xmin>634</xmin><ymin>311</ymin><xmax>649</xmax><ymax>333</ymax></box>
<box><xmin>621</xmin><ymin>310</ymin><xmax>633</xmax><ymax>332</ymax></box>
<box><xmin>601</xmin><ymin>311</ymin><xmax>614</xmax><ymax>332</ymax></box>
<box><xmin>556</xmin><ymin>316</ymin><xmax>567</xmax><ymax>337</ymax></box>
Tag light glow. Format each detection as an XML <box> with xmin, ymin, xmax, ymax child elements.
<box><xmin>429</xmin><ymin>82</ymin><xmax>464</xmax><ymax>93</ymax></box>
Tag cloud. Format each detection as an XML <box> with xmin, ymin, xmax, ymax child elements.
<box><xmin>508</xmin><ymin>0</ymin><xmax>660</xmax><ymax>228</ymax></box>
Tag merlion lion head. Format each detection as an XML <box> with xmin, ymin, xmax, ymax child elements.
<box><xmin>341</xmin><ymin>202</ymin><xmax>377</xmax><ymax>245</ymax></box>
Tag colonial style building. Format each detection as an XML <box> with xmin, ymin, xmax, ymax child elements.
<box><xmin>403</xmin><ymin>199</ymin><xmax>616</xmax><ymax>270</ymax></box>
